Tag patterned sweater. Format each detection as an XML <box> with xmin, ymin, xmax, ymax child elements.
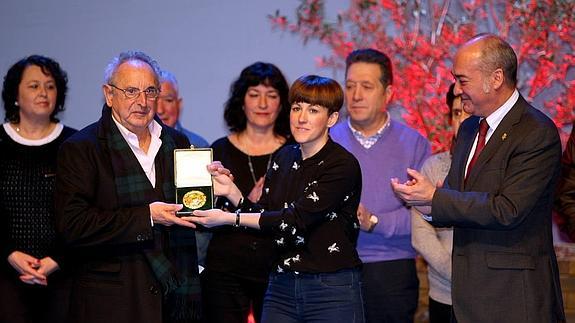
<box><xmin>244</xmin><ymin>138</ymin><xmax>363</xmax><ymax>274</ymax></box>
<box><xmin>0</xmin><ymin>123</ymin><xmax>76</xmax><ymax>263</ymax></box>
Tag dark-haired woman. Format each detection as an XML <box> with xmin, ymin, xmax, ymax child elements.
<box><xmin>203</xmin><ymin>62</ymin><xmax>291</xmax><ymax>323</ymax></box>
<box><xmin>0</xmin><ymin>55</ymin><xmax>76</xmax><ymax>323</ymax></box>
<box><xmin>191</xmin><ymin>75</ymin><xmax>364</xmax><ymax>323</ymax></box>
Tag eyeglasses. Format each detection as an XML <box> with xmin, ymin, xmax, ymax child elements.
<box><xmin>108</xmin><ymin>83</ymin><xmax>160</xmax><ymax>100</ymax></box>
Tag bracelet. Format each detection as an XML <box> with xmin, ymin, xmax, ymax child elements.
<box><xmin>237</xmin><ymin>197</ymin><xmax>244</xmax><ymax>208</ymax></box>
<box><xmin>234</xmin><ymin>209</ymin><xmax>241</xmax><ymax>227</ymax></box>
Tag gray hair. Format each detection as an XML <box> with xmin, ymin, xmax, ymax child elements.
<box><xmin>468</xmin><ymin>33</ymin><xmax>517</xmax><ymax>88</ymax></box>
<box><xmin>103</xmin><ymin>50</ymin><xmax>161</xmax><ymax>85</ymax></box>
<box><xmin>159</xmin><ymin>69</ymin><xmax>179</xmax><ymax>93</ymax></box>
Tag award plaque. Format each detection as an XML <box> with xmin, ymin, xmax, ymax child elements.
<box><xmin>174</xmin><ymin>148</ymin><xmax>213</xmax><ymax>214</ymax></box>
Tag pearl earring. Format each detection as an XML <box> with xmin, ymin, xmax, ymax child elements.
<box><xmin>14</xmin><ymin>101</ymin><xmax>19</xmax><ymax>106</ymax></box>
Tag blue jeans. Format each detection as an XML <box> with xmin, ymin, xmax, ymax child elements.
<box><xmin>261</xmin><ymin>268</ymin><xmax>365</xmax><ymax>323</ymax></box>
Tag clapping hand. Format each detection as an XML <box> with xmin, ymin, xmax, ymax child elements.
<box><xmin>391</xmin><ymin>168</ymin><xmax>436</xmax><ymax>206</ymax></box>
<box><xmin>247</xmin><ymin>177</ymin><xmax>265</xmax><ymax>203</ymax></box>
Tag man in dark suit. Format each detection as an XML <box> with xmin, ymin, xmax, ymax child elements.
<box><xmin>391</xmin><ymin>34</ymin><xmax>565</xmax><ymax>322</ymax></box>
<box><xmin>55</xmin><ymin>51</ymin><xmax>201</xmax><ymax>323</ymax></box>
<box><xmin>555</xmin><ymin>122</ymin><xmax>575</xmax><ymax>241</ymax></box>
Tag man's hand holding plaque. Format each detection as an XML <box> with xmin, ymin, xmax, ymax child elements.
<box><xmin>174</xmin><ymin>148</ymin><xmax>214</xmax><ymax>214</ymax></box>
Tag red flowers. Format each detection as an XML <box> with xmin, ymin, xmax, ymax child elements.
<box><xmin>269</xmin><ymin>0</ymin><xmax>575</xmax><ymax>152</ymax></box>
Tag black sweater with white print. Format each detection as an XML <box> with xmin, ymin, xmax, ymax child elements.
<box><xmin>240</xmin><ymin>138</ymin><xmax>363</xmax><ymax>274</ymax></box>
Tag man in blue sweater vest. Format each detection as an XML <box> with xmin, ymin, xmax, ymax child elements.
<box><xmin>330</xmin><ymin>48</ymin><xmax>431</xmax><ymax>323</ymax></box>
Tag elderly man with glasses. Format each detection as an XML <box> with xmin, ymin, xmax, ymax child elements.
<box><xmin>55</xmin><ymin>51</ymin><xmax>201</xmax><ymax>323</ymax></box>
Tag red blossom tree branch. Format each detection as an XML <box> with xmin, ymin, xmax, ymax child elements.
<box><xmin>269</xmin><ymin>0</ymin><xmax>575</xmax><ymax>152</ymax></box>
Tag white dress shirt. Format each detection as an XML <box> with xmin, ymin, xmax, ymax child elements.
<box><xmin>111</xmin><ymin>115</ymin><xmax>163</xmax><ymax>188</ymax></box>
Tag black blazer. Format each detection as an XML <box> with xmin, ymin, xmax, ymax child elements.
<box><xmin>55</xmin><ymin>107</ymin><xmax>189</xmax><ymax>323</ymax></box>
<box><xmin>431</xmin><ymin>95</ymin><xmax>565</xmax><ymax>323</ymax></box>
<box><xmin>555</xmin><ymin>121</ymin><xmax>575</xmax><ymax>240</ymax></box>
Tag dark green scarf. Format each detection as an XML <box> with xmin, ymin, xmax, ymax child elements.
<box><xmin>106</xmin><ymin>114</ymin><xmax>201</xmax><ymax>322</ymax></box>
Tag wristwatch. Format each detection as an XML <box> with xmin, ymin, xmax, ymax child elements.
<box><xmin>367</xmin><ymin>214</ymin><xmax>378</xmax><ymax>233</ymax></box>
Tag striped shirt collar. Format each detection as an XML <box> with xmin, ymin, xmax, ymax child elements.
<box><xmin>346</xmin><ymin>112</ymin><xmax>391</xmax><ymax>149</ymax></box>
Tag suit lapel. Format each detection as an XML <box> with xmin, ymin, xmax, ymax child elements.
<box><xmin>464</xmin><ymin>96</ymin><xmax>526</xmax><ymax>188</ymax></box>
<box><xmin>451</xmin><ymin>116</ymin><xmax>480</xmax><ymax>191</ymax></box>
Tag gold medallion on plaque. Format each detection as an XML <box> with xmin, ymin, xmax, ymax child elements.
<box><xmin>182</xmin><ymin>190</ymin><xmax>207</xmax><ymax>209</ymax></box>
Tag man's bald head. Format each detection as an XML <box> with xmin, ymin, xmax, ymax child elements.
<box><xmin>461</xmin><ymin>33</ymin><xmax>518</xmax><ymax>89</ymax></box>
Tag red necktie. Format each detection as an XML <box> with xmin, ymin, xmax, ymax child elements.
<box><xmin>466</xmin><ymin>119</ymin><xmax>489</xmax><ymax>180</ymax></box>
